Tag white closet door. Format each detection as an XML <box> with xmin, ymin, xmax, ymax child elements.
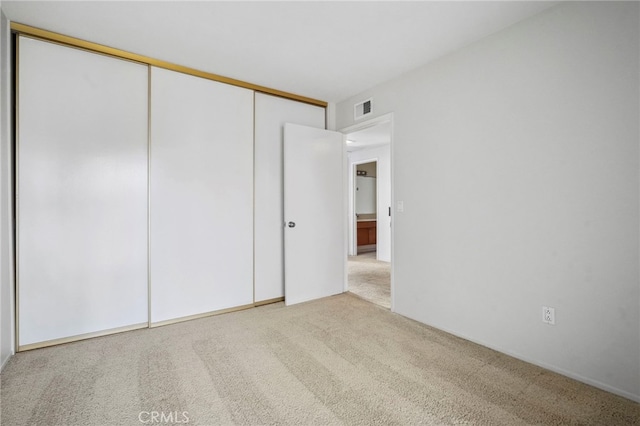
<box><xmin>150</xmin><ymin>67</ymin><xmax>254</xmax><ymax>324</ymax></box>
<box><xmin>254</xmin><ymin>93</ymin><xmax>325</xmax><ymax>303</ymax></box>
<box><xmin>17</xmin><ymin>37</ymin><xmax>149</xmax><ymax>348</ymax></box>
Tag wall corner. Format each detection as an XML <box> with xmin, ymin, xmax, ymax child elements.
<box><xmin>325</xmin><ymin>102</ymin><xmax>336</xmax><ymax>131</ymax></box>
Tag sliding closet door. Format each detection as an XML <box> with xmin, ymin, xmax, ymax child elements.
<box><xmin>17</xmin><ymin>37</ymin><xmax>149</xmax><ymax>349</ymax></box>
<box><xmin>254</xmin><ymin>93</ymin><xmax>325</xmax><ymax>303</ymax></box>
<box><xmin>150</xmin><ymin>67</ymin><xmax>253</xmax><ymax>324</ymax></box>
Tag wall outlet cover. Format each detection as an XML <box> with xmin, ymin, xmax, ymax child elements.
<box><xmin>542</xmin><ymin>306</ymin><xmax>555</xmax><ymax>325</ymax></box>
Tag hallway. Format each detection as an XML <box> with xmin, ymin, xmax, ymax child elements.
<box><xmin>347</xmin><ymin>252</ymin><xmax>390</xmax><ymax>309</ymax></box>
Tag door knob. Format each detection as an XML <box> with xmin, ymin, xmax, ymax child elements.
<box><xmin>288</xmin><ymin>221</ymin><xmax>296</xmax><ymax>228</ymax></box>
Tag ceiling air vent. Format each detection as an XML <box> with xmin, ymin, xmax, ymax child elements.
<box><xmin>354</xmin><ymin>98</ymin><xmax>373</xmax><ymax>120</ymax></box>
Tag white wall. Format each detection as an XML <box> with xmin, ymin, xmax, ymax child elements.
<box><xmin>348</xmin><ymin>145</ymin><xmax>391</xmax><ymax>262</ymax></box>
<box><xmin>326</xmin><ymin>102</ymin><xmax>335</xmax><ymax>131</ymax></box>
<box><xmin>0</xmin><ymin>8</ymin><xmax>14</xmax><ymax>368</ymax></box>
<box><xmin>336</xmin><ymin>2</ymin><xmax>639</xmax><ymax>401</ymax></box>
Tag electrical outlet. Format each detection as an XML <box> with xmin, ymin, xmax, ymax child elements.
<box><xmin>542</xmin><ymin>306</ymin><xmax>555</xmax><ymax>325</ymax></box>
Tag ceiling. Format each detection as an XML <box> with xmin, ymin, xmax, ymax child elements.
<box><xmin>346</xmin><ymin>121</ymin><xmax>391</xmax><ymax>152</ymax></box>
<box><xmin>2</xmin><ymin>1</ymin><xmax>559</xmax><ymax>104</ymax></box>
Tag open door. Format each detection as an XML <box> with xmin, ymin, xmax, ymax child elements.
<box><xmin>284</xmin><ymin>123</ymin><xmax>345</xmax><ymax>305</ymax></box>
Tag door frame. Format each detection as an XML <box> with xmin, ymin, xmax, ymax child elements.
<box><xmin>350</xmin><ymin>158</ymin><xmax>379</xmax><ymax>257</ymax></box>
<box><xmin>339</xmin><ymin>113</ymin><xmax>394</xmax><ymax>311</ymax></box>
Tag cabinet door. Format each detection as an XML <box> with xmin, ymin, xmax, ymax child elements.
<box><xmin>254</xmin><ymin>93</ymin><xmax>325</xmax><ymax>303</ymax></box>
<box><xmin>150</xmin><ymin>67</ymin><xmax>254</xmax><ymax>324</ymax></box>
<box><xmin>17</xmin><ymin>37</ymin><xmax>149</xmax><ymax>348</ymax></box>
<box><xmin>357</xmin><ymin>228</ymin><xmax>370</xmax><ymax>246</ymax></box>
<box><xmin>369</xmin><ymin>225</ymin><xmax>377</xmax><ymax>244</ymax></box>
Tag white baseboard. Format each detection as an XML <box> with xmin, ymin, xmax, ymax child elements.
<box><xmin>0</xmin><ymin>352</ymin><xmax>12</xmax><ymax>372</ymax></box>
<box><xmin>399</xmin><ymin>312</ymin><xmax>640</xmax><ymax>403</ymax></box>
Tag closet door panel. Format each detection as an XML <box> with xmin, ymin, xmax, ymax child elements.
<box><xmin>17</xmin><ymin>37</ymin><xmax>149</xmax><ymax>347</ymax></box>
<box><xmin>150</xmin><ymin>67</ymin><xmax>253</xmax><ymax>324</ymax></box>
<box><xmin>254</xmin><ymin>93</ymin><xmax>325</xmax><ymax>302</ymax></box>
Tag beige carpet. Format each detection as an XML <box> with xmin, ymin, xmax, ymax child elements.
<box><xmin>348</xmin><ymin>252</ymin><xmax>391</xmax><ymax>308</ymax></box>
<box><xmin>2</xmin><ymin>294</ymin><xmax>639</xmax><ymax>425</ymax></box>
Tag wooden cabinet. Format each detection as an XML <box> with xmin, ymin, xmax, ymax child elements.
<box><xmin>357</xmin><ymin>220</ymin><xmax>377</xmax><ymax>246</ymax></box>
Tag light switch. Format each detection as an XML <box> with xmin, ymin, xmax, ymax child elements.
<box><xmin>397</xmin><ymin>201</ymin><xmax>404</xmax><ymax>212</ymax></box>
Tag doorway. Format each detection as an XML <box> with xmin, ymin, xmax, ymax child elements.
<box><xmin>342</xmin><ymin>116</ymin><xmax>392</xmax><ymax>309</ymax></box>
<box><xmin>354</xmin><ymin>161</ymin><xmax>378</xmax><ymax>255</ymax></box>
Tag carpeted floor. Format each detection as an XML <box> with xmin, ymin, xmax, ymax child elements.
<box><xmin>348</xmin><ymin>252</ymin><xmax>391</xmax><ymax>308</ymax></box>
<box><xmin>2</xmin><ymin>294</ymin><xmax>639</xmax><ymax>425</ymax></box>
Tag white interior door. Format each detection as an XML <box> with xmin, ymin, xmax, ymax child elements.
<box><xmin>284</xmin><ymin>123</ymin><xmax>345</xmax><ymax>305</ymax></box>
<box><xmin>254</xmin><ymin>94</ymin><xmax>325</xmax><ymax>303</ymax></box>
